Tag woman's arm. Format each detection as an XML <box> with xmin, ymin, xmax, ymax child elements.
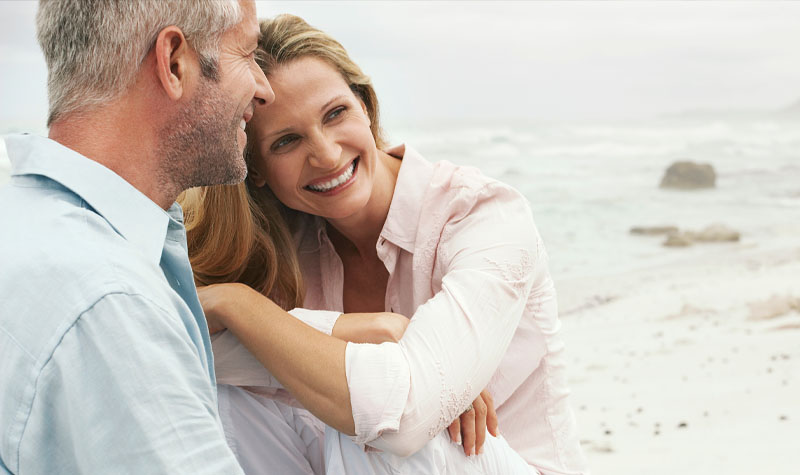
<box><xmin>201</xmin><ymin>284</ymin><xmax>357</xmax><ymax>435</ymax></box>
<box><xmin>332</xmin><ymin>312</ymin><xmax>410</xmax><ymax>344</ymax></box>
<box><xmin>349</xmin><ymin>181</ymin><xmax>545</xmax><ymax>457</ymax></box>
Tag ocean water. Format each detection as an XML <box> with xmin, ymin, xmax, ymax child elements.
<box><xmin>390</xmin><ymin>118</ymin><xmax>800</xmax><ymax>282</ymax></box>
<box><xmin>3</xmin><ymin>117</ymin><xmax>799</xmax><ymax>283</ymax></box>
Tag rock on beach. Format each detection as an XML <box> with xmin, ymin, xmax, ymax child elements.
<box><xmin>662</xmin><ymin>224</ymin><xmax>741</xmax><ymax>247</ymax></box>
<box><xmin>660</xmin><ymin>161</ymin><xmax>716</xmax><ymax>189</ymax></box>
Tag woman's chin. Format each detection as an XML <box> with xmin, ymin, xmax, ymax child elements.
<box><xmin>315</xmin><ymin>194</ymin><xmax>372</xmax><ymax>222</ymax></box>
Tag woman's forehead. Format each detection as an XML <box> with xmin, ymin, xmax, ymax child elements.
<box><xmin>253</xmin><ymin>57</ymin><xmax>354</xmax><ymax>128</ymax></box>
<box><xmin>265</xmin><ymin>58</ymin><xmax>353</xmax><ymax>110</ymax></box>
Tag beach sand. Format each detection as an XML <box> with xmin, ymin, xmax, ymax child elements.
<box><xmin>558</xmin><ymin>235</ymin><xmax>800</xmax><ymax>474</ymax></box>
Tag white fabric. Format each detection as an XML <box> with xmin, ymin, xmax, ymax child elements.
<box><xmin>216</xmin><ymin>384</ymin><xmax>534</xmax><ymax>475</ymax></box>
<box><xmin>326</xmin><ymin>427</ymin><xmax>537</xmax><ymax>475</ymax></box>
<box><xmin>344</xmin><ymin>342</ymin><xmax>411</xmax><ymax>446</ymax></box>
<box><xmin>218</xmin><ymin>384</ymin><xmax>325</xmax><ymax>475</ymax></box>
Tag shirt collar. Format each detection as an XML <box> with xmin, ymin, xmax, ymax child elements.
<box><xmin>379</xmin><ymin>144</ymin><xmax>433</xmax><ymax>253</ymax></box>
<box><xmin>6</xmin><ymin>134</ymin><xmax>171</xmax><ymax>264</ymax></box>
<box><xmin>302</xmin><ymin>144</ymin><xmax>433</xmax><ymax>254</ymax></box>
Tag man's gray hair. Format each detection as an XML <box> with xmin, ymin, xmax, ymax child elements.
<box><xmin>36</xmin><ymin>0</ymin><xmax>242</xmax><ymax>125</ymax></box>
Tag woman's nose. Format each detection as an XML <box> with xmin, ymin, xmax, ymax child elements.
<box><xmin>307</xmin><ymin>131</ymin><xmax>342</xmax><ymax>169</ymax></box>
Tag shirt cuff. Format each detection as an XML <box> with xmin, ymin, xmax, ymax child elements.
<box><xmin>211</xmin><ymin>330</ymin><xmax>283</xmax><ymax>389</ymax></box>
<box><xmin>288</xmin><ymin>308</ymin><xmax>342</xmax><ymax>335</ymax></box>
<box><xmin>345</xmin><ymin>341</ymin><xmax>411</xmax><ymax>446</ymax></box>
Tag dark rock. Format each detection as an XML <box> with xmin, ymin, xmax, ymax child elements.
<box><xmin>662</xmin><ymin>224</ymin><xmax>741</xmax><ymax>247</ymax></box>
<box><xmin>687</xmin><ymin>224</ymin><xmax>740</xmax><ymax>242</ymax></box>
<box><xmin>660</xmin><ymin>161</ymin><xmax>716</xmax><ymax>189</ymax></box>
<box><xmin>663</xmin><ymin>232</ymin><xmax>693</xmax><ymax>247</ymax></box>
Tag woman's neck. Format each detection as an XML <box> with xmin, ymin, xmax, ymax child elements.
<box><xmin>325</xmin><ymin>149</ymin><xmax>401</xmax><ymax>260</ymax></box>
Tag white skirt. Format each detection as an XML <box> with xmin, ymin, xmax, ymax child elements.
<box><xmin>218</xmin><ymin>384</ymin><xmax>536</xmax><ymax>475</ymax></box>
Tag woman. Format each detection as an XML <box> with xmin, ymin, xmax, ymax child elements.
<box><xmin>183</xmin><ymin>14</ymin><xmax>587</xmax><ymax>474</ymax></box>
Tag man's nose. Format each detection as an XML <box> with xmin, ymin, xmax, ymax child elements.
<box><xmin>252</xmin><ymin>64</ymin><xmax>274</xmax><ymax>106</ymax></box>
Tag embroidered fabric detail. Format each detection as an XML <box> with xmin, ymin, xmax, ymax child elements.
<box><xmin>525</xmin><ymin>294</ymin><xmax>544</xmax><ymax>314</ymax></box>
<box><xmin>482</xmin><ymin>247</ymin><xmax>535</xmax><ymax>292</ymax></box>
<box><xmin>413</xmin><ymin>210</ymin><xmax>444</xmax><ymax>272</ymax></box>
<box><xmin>427</xmin><ymin>360</ymin><xmax>474</xmax><ymax>438</ymax></box>
<box><xmin>433</xmin><ymin>223</ymin><xmax>460</xmax><ymax>266</ymax></box>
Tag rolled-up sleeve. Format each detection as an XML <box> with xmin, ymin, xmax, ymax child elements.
<box><xmin>345</xmin><ymin>342</ymin><xmax>411</xmax><ymax>445</ymax></box>
<box><xmin>345</xmin><ymin>183</ymin><xmax>545</xmax><ymax>456</ymax></box>
<box><xmin>288</xmin><ymin>308</ymin><xmax>342</xmax><ymax>336</ymax></box>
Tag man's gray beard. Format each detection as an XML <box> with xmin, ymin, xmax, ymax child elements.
<box><xmin>157</xmin><ymin>79</ymin><xmax>247</xmax><ymax>194</ymax></box>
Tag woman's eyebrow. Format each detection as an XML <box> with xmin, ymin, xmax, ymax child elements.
<box><xmin>319</xmin><ymin>95</ymin><xmax>348</xmax><ymax>113</ymax></box>
<box><xmin>263</xmin><ymin>126</ymin><xmax>293</xmax><ymax>140</ymax></box>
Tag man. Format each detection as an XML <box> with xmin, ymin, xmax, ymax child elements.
<box><xmin>0</xmin><ymin>0</ymin><xmax>271</xmax><ymax>472</ymax></box>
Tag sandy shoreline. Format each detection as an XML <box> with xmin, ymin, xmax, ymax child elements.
<box><xmin>558</xmin><ymin>236</ymin><xmax>800</xmax><ymax>474</ymax></box>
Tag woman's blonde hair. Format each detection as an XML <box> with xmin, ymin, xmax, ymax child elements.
<box><xmin>180</xmin><ymin>14</ymin><xmax>386</xmax><ymax>309</ymax></box>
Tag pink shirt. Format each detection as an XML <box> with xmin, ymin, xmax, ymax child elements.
<box><xmin>295</xmin><ymin>145</ymin><xmax>588</xmax><ymax>474</ymax></box>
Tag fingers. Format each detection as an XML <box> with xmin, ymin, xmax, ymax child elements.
<box><xmin>483</xmin><ymin>390</ymin><xmax>499</xmax><ymax>437</ymax></box>
<box><xmin>460</xmin><ymin>405</ymin><xmax>476</xmax><ymax>456</ymax></box>
<box><xmin>448</xmin><ymin>418</ymin><xmax>461</xmax><ymax>444</ymax></box>
<box><xmin>451</xmin><ymin>391</ymin><xmax>498</xmax><ymax>457</ymax></box>
<box><xmin>473</xmin><ymin>395</ymin><xmax>488</xmax><ymax>455</ymax></box>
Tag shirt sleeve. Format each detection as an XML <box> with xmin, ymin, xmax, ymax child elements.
<box><xmin>288</xmin><ymin>307</ymin><xmax>342</xmax><ymax>336</ymax></box>
<box><xmin>18</xmin><ymin>293</ymin><xmax>244</xmax><ymax>474</ymax></box>
<box><xmin>345</xmin><ymin>182</ymin><xmax>544</xmax><ymax>456</ymax></box>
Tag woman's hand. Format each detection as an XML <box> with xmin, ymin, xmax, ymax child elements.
<box><xmin>331</xmin><ymin>312</ymin><xmax>410</xmax><ymax>344</ymax></box>
<box><xmin>197</xmin><ymin>283</ymin><xmax>254</xmax><ymax>334</ymax></box>
<box><xmin>447</xmin><ymin>389</ymin><xmax>498</xmax><ymax>456</ymax></box>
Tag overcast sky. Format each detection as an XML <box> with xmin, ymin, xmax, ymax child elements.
<box><xmin>2</xmin><ymin>1</ymin><xmax>800</xmax><ymax>129</ymax></box>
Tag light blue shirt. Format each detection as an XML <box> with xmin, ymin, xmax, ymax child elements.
<box><xmin>0</xmin><ymin>135</ymin><xmax>243</xmax><ymax>474</ymax></box>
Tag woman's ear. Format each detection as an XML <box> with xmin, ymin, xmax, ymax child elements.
<box><xmin>248</xmin><ymin>167</ymin><xmax>267</xmax><ymax>188</ymax></box>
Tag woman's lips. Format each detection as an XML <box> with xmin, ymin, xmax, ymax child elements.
<box><xmin>305</xmin><ymin>157</ymin><xmax>359</xmax><ymax>193</ymax></box>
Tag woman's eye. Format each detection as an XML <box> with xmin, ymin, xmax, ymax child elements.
<box><xmin>272</xmin><ymin>135</ymin><xmax>298</xmax><ymax>151</ymax></box>
<box><xmin>326</xmin><ymin>106</ymin><xmax>346</xmax><ymax>122</ymax></box>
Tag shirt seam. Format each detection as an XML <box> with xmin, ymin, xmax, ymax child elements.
<box><xmin>9</xmin><ymin>291</ymin><xmax>183</xmax><ymax>472</ymax></box>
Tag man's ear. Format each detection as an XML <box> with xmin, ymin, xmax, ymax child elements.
<box><xmin>154</xmin><ymin>26</ymin><xmax>193</xmax><ymax>101</ymax></box>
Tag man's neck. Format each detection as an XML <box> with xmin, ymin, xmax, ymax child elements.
<box><xmin>48</xmin><ymin>106</ymin><xmax>177</xmax><ymax>210</ymax></box>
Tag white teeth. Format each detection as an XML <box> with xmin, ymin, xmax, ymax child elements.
<box><xmin>308</xmin><ymin>160</ymin><xmax>356</xmax><ymax>192</ymax></box>
<box><xmin>239</xmin><ymin>119</ymin><xmax>246</xmax><ymax>130</ymax></box>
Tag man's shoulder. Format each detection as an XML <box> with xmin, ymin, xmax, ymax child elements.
<box><xmin>1</xmin><ymin>178</ymin><xmax>158</xmax><ymax>286</ymax></box>
<box><xmin>0</xmin><ymin>178</ymin><xmax>175</xmax><ymax>358</ymax></box>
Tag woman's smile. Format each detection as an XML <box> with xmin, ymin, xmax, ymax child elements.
<box><xmin>305</xmin><ymin>157</ymin><xmax>359</xmax><ymax>195</ymax></box>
